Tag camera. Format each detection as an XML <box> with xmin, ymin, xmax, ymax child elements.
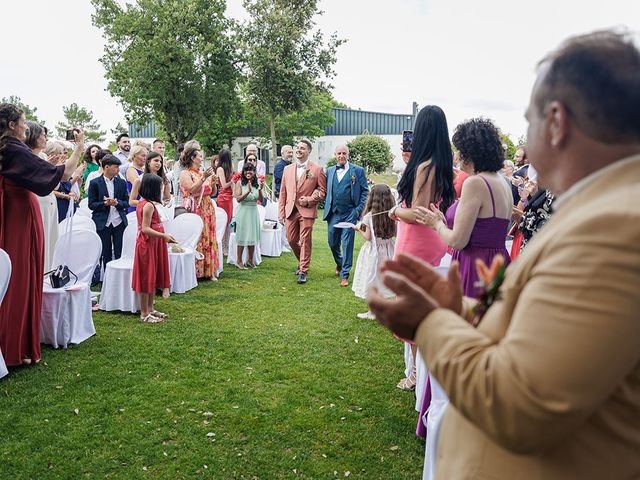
<box><xmin>65</xmin><ymin>128</ymin><xmax>79</xmax><ymax>141</ymax></box>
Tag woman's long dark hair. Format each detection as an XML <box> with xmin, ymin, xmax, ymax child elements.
<box><xmin>241</xmin><ymin>162</ymin><xmax>258</xmax><ymax>188</ymax></box>
<box><xmin>83</xmin><ymin>144</ymin><xmax>101</xmax><ymax>164</ymax></box>
<box><xmin>0</xmin><ymin>103</ymin><xmax>24</xmax><ymax>167</ymax></box>
<box><xmin>218</xmin><ymin>148</ymin><xmax>233</xmax><ymax>182</ymax></box>
<box><xmin>362</xmin><ymin>184</ymin><xmax>396</xmax><ymax>239</ymax></box>
<box><xmin>144</xmin><ymin>151</ymin><xmax>168</xmax><ymax>183</ymax></box>
<box><xmin>397</xmin><ymin>105</ymin><xmax>455</xmax><ymax>213</ymax></box>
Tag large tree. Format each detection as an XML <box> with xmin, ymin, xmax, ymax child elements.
<box><xmin>55</xmin><ymin>103</ymin><xmax>107</xmax><ymax>142</ymax></box>
<box><xmin>242</xmin><ymin>0</ymin><xmax>344</xmax><ymax>162</ymax></box>
<box><xmin>91</xmin><ymin>0</ymin><xmax>241</xmax><ymax>148</ymax></box>
<box><xmin>1</xmin><ymin>95</ymin><xmax>44</xmax><ymax>125</ymax></box>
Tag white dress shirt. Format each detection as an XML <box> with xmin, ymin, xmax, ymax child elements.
<box><xmin>336</xmin><ymin>161</ymin><xmax>350</xmax><ymax>182</ymax></box>
<box><xmin>237</xmin><ymin>159</ymin><xmax>267</xmax><ymax>176</ymax></box>
<box><xmin>296</xmin><ymin>161</ymin><xmax>308</xmax><ymax>181</ymax></box>
<box><xmin>103</xmin><ymin>175</ymin><xmax>122</xmax><ymax>228</ymax></box>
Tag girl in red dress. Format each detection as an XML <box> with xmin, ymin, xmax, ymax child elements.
<box><xmin>131</xmin><ymin>174</ymin><xmax>176</xmax><ymax>323</ymax></box>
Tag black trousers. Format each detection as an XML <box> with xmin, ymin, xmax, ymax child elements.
<box><xmin>97</xmin><ymin>222</ymin><xmax>126</xmax><ymax>270</ymax></box>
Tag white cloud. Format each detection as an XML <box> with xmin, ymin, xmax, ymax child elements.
<box><xmin>1</xmin><ymin>0</ymin><xmax>638</xmax><ymax>144</ymax></box>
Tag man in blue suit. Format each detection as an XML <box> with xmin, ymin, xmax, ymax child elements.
<box><xmin>88</xmin><ymin>154</ymin><xmax>129</xmax><ymax>273</ymax></box>
<box><xmin>323</xmin><ymin>145</ymin><xmax>369</xmax><ymax>287</ymax></box>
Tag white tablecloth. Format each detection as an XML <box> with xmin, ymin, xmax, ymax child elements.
<box><xmin>41</xmin><ymin>281</ymin><xmax>95</xmax><ymax>348</ymax></box>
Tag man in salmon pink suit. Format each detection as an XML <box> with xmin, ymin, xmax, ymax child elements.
<box><xmin>279</xmin><ymin>139</ymin><xmax>326</xmax><ymax>284</ymax></box>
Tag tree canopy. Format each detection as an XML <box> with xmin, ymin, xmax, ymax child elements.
<box><xmin>91</xmin><ymin>0</ymin><xmax>241</xmax><ymax>148</ymax></box>
<box><xmin>1</xmin><ymin>95</ymin><xmax>45</xmax><ymax>125</ymax></box>
<box><xmin>241</xmin><ymin>0</ymin><xmax>344</xmax><ymax>160</ymax></box>
<box><xmin>55</xmin><ymin>103</ymin><xmax>107</xmax><ymax>142</ymax></box>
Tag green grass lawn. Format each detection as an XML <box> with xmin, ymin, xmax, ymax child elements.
<box><xmin>0</xmin><ymin>217</ymin><xmax>424</xmax><ymax>479</ymax></box>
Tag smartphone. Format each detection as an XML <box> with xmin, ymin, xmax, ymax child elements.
<box><xmin>65</xmin><ymin>128</ymin><xmax>78</xmax><ymax>141</ymax></box>
<box><xmin>402</xmin><ymin>130</ymin><xmax>413</xmax><ymax>153</ymax></box>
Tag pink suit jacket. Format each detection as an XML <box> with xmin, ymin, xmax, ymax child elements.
<box><xmin>278</xmin><ymin>161</ymin><xmax>326</xmax><ymax>220</ymax></box>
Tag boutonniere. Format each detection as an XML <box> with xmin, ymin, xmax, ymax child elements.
<box><xmin>306</xmin><ymin>170</ymin><xmax>314</xmax><ymax>179</ymax></box>
<box><xmin>351</xmin><ymin>175</ymin><xmax>356</xmax><ymax>184</ymax></box>
<box><xmin>471</xmin><ymin>254</ymin><xmax>507</xmax><ymax>326</ymax></box>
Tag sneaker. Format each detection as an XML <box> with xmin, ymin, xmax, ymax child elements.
<box><xmin>357</xmin><ymin>311</ymin><xmax>375</xmax><ymax>319</ymax></box>
<box><xmin>297</xmin><ymin>273</ymin><xmax>307</xmax><ymax>284</ymax></box>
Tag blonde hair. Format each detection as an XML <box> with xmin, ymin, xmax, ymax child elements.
<box><xmin>128</xmin><ymin>145</ymin><xmax>148</xmax><ymax>162</ymax></box>
<box><xmin>43</xmin><ymin>140</ymin><xmax>66</xmax><ymax>157</ymax></box>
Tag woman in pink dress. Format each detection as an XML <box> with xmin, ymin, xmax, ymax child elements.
<box><xmin>390</xmin><ymin>105</ymin><xmax>455</xmax><ymax>391</ymax></box>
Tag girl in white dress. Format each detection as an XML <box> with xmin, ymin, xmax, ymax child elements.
<box><xmin>352</xmin><ymin>184</ymin><xmax>396</xmax><ymax>319</ymax></box>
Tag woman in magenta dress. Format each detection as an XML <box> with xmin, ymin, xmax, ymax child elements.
<box><xmin>215</xmin><ymin>148</ymin><xmax>234</xmax><ymax>255</ymax></box>
<box><xmin>131</xmin><ymin>174</ymin><xmax>175</xmax><ymax>323</ymax></box>
<box><xmin>0</xmin><ymin>103</ymin><xmax>86</xmax><ymax>366</ymax></box>
<box><xmin>422</xmin><ymin>118</ymin><xmax>512</xmax><ymax>298</ymax></box>
<box><xmin>390</xmin><ymin>105</ymin><xmax>456</xmax><ymax>391</ymax></box>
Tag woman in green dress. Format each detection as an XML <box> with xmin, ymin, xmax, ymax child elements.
<box><xmin>233</xmin><ymin>162</ymin><xmax>263</xmax><ymax>269</ymax></box>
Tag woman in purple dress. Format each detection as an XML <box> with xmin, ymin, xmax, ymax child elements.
<box><xmin>421</xmin><ymin>118</ymin><xmax>512</xmax><ymax>298</ymax></box>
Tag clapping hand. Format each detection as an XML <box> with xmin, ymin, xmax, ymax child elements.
<box><xmin>203</xmin><ymin>167</ymin><xmax>214</xmax><ymax>179</ymax></box>
<box><xmin>367</xmin><ymin>254</ymin><xmax>462</xmax><ymax>340</ymax></box>
<box><xmin>415</xmin><ymin>204</ymin><xmax>445</xmax><ymax>228</ymax></box>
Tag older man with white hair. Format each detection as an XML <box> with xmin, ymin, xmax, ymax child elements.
<box><xmin>323</xmin><ymin>144</ymin><xmax>368</xmax><ymax>286</ymax></box>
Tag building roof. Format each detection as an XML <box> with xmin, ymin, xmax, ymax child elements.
<box><xmin>128</xmin><ymin>103</ymin><xmax>417</xmax><ymax>139</ymax></box>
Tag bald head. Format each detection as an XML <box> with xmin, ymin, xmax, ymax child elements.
<box><xmin>335</xmin><ymin>145</ymin><xmax>349</xmax><ymax>166</ymax></box>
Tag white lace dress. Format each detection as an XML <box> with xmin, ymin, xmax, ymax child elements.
<box><xmin>352</xmin><ymin>213</ymin><xmax>395</xmax><ymax>299</ymax></box>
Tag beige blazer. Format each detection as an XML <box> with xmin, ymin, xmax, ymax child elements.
<box><xmin>278</xmin><ymin>161</ymin><xmax>326</xmax><ymax>220</ymax></box>
<box><xmin>417</xmin><ymin>154</ymin><xmax>640</xmax><ymax>479</ymax></box>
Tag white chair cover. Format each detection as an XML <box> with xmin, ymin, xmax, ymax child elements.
<box><xmin>166</xmin><ymin>213</ymin><xmax>203</xmax><ymax>293</ymax></box>
<box><xmin>276</xmin><ymin>198</ymin><xmax>291</xmax><ymax>252</ymax></box>
<box><xmin>0</xmin><ymin>248</ymin><xmax>11</xmax><ymax>306</ymax></box>
<box><xmin>59</xmin><ymin>215</ymin><xmax>96</xmax><ymax>233</ymax></box>
<box><xmin>126</xmin><ymin>211</ymin><xmax>137</xmax><ymax>227</ymax></box>
<box><xmin>259</xmin><ymin>200</ymin><xmax>283</xmax><ymax>257</ymax></box>
<box><xmin>167</xmin><ymin>213</ymin><xmax>203</xmax><ymax>250</ymax></box>
<box><xmin>77</xmin><ymin>198</ymin><xmax>91</xmax><ymax>218</ymax></box>
<box><xmin>99</xmin><ymin>223</ymin><xmax>139</xmax><ymax>312</ymax></box>
<box><xmin>215</xmin><ymin>207</ymin><xmax>227</xmax><ymax>275</ymax></box>
<box><xmin>227</xmin><ymin>232</ymin><xmax>262</xmax><ymax>265</ymax></box>
<box><xmin>0</xmin><ymin>249</ymin><xmax>11</xmax><ymax>378</ymax></box>
<box><xmin>422</xmin><ymin>374</ymin><xmax>449</xmax><ymax>480</ymax></box>
<box><xmin>41</xmin><ymin>230</ymin><xmax>102</xmax><ymax>348</ymax></box>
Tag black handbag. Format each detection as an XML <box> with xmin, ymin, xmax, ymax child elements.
<box><xmin>45</xmin><ymin>265</ymin><xmax>78</xmax><ymax>289</ymax></box>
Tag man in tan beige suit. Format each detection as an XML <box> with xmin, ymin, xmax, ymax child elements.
<box><xmin>279</xmin><ymin>139</ymin><xmax>326</xmax><ymax>284</ymax></box>
<box><xmin>368</xmin><ymin>31</ymin><xmax>640</xmax><ymax>479</ymax></box>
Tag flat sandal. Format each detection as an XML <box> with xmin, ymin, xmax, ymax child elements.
<box><xmin>140</xmin><ymin>314</ymin><xmax>163</xmax><ymax>324</ymax></box>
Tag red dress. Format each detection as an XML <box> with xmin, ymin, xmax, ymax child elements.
<box><xmin>0</xmin><ymin>139</ymin><xmax>64</xmax><ymax>366</ymax></box>
<box><xmin>216</xmin><ymin>175</ymin><xmax>233</xmax><ymax>227</ymax></box>
<box><xmin>131</xmin><ymin>200</ymin><xmax>170</xmax><ymax>293</ymax></box>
